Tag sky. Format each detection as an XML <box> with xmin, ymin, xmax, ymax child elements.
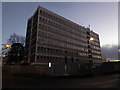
<box><xmin>2</xmin><ymin>2</ymin><xmax>118</xmax><ymax>46</ymax></box>
<box><xmin>0</xmin><ymin>2</ymin><xmax>2</xmax><ymax>50</ymax></box>
<box><xmin>117</xmin><ymin>1</ymin><xmax>120</xmax><ymax>59</ymax></box>
<box><xmin>1</xmin><ymin>0</ymin><xmax>119</xmax><ymax>2</ymax></box>
<box><xmin>1</xmin><ymin>2</ymin><xmax>119</xmax><ymax>59</ymax></box>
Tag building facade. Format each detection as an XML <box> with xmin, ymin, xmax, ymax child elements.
<box><xmin>25</xmin><ymin>6</ymin><xmax>102</xmax><ymax>75</ymax></box>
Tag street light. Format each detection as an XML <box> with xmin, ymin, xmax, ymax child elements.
<box><xmin>4</xmin><ymin>44</ymin><xmax>11</xmax><ymax>48</ymax></box>
<box><xmin>1</xmin><ymin>44</ymin><xmax>11</xmax><ymax>65</ymax></box>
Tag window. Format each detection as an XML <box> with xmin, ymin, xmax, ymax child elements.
<box><xmin>41</xmin><ymin>47</ymin><xmax>43</xmax><ymax>50</ymax></box>
<box><xmin>41</xmin><ymin>56</ymin><xmax>43</xmax><ymax>59</ymax></box>
<box><xmin>37</xmin><ymin>47</ymin><xmax>40</xmax><ymax>51</ymax></box>
<box><xmin>43</xmin><ymin>11</ymin><xmax>45</xmax><ymax>14</ymax></box>
<box><xmin>42</xmin><ymin>25</ymin><xmax>45</xmax><ymax>28</ymax></box>
<box><xmin>44</xmin><ymin>56</ymin><xmax>46</xmax><ymax>60</ymax></box>
<box><xmin>47</xmin><ymin>56</ymin><xmax>49</xmax><ymax>59</ymax></box>
<box><xmin>44</xmin><ymin>47</ymin><xmax>46</xmax><ymax>51</ymax></box>
<box><xmin>39</xmin><ymin>24</ymin><xmax>41</xmax><ymax>26</ymax></box>
<box><xmin>40</xmin><ymin>10</ymin><xmax>42</xmax><ymax>13</ymax></box>
<box><xmin>45</xmin><ymin>13</ymin><xmax>48</xmax><ymax>16</ymax></box>
<box><xmin>39</xmin><ymin>17</ymin><xmax>42</xmax><ymax>20</ymax></box>
<box><xmin>37</xmin><ymin>55</ymin><xmax>39</xmax><ymax>60</ymax></box>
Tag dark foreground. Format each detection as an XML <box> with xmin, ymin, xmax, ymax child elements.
<box><xmin>2</xmin><ymin>72</ymin><xmax>120</xmax><ymax>88</ymax></box>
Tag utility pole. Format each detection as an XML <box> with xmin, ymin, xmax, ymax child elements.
<box><xmin>88</xmin><ymin>24</ymin><xmax>90</xmax><ymax>30</ymax></box>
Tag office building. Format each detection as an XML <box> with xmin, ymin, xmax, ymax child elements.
<box><xmin>25</xmin><ymin>6</ymin><xmax>102</xmax><ymax>75</ymax></box>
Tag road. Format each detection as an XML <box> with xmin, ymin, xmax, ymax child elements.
<box><xmin>2</xmin><ymin>72</ymin><xmax>120</xmax><ymax>88</ymax></box>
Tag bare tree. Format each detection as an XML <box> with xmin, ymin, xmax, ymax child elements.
<box><xmin>7</xmin><ymin>33</ymin><xmax>25</xmax><ymax>46</ymax></box>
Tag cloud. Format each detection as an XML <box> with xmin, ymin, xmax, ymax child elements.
<box><xmin>101</xmin><ymin>44</ymin><xmax>118</xmax><ymax>60</ymax></box>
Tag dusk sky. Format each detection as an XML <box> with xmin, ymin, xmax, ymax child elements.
<box><xmin>2</xmin><ymin>2</ymin><xmax>118</xmax><ymax>46</ymax></box>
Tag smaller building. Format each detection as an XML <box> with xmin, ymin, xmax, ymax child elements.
<box><xmin>102</xmin><ymin>58</ymin><xmax>120</xmax><ymax>62</ymax></box>
<box><xmin>102</xmin><ymin>61</ymin><xmax>120</xmax><ymax>73</ymax></box>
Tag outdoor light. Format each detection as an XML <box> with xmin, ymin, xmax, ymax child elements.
<box><xmin>90</xmin><ymin>37</ymin><xmax>94</xmax><ymax>41</ymax></box>
<box><xmin>4</xmin><ymin>44</ymin><xmax>11</xmax><ymax>48</ymax></box>
<box><xmin>48</xmin><ymin>62</ymin><xmax>52</xmax><ymax>67</ymax></box>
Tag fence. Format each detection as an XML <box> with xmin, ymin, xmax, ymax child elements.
<box><xmin>2</xmin><ymin>62</ymin><xmax>120</xmax><ymax>76</ymax></box>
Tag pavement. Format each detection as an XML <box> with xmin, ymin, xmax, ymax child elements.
<box><xmin>2</xmin><ymin>72</ymin><xmax>120</xmax><ymax>88</ymax></box>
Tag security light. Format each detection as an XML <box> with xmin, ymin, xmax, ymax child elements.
<box><xmin>49</xmin><ymin>62</ymin><xmax>52</xmax><ymax>67</ymax></box>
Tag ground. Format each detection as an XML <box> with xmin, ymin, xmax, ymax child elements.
<box><xmin>2</xmin><ymin>72</ymin><xmax>120</xmax><ymax>88</ymax></box>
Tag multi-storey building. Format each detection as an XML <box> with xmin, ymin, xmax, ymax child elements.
<box><xmin>25</xmin><ymin>6</ymin><xmax>102</xmax><ymax>75</ymax></box>
<box><xmin>118</xmin><ymin>45</ymin><xmax>120</xmax><ymax>60</ymax></box>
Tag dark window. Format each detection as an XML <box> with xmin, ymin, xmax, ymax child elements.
<box><xmin>56</xmin><ymin>57</ymin><xmax>57</xmax><ymax>60</ymax></box>
<box><xmin>37</xmin><ymin>47</ymin><xmax>40</xmax><ymax>50</ymax></box>
<box><xmin>43</xmin><ymin>12</ymin><xmax>45</xmax><ymax>14</ymax></box>
<box><xmin>86</xmin><ymin>31</ymin><xmax>90</xmax><ymax>35</ymax></box>
<box><xmin>44</xmin><ymin>56</ymin><xmax>46</xmax><ymax>59</ymax></box>
<box><xmin>41</xmin><ymin>56</ymin><xmax>43</xmax><ymax>59</ymax></box>
<box><xmin>42</xmin><ymin>25</ymin><xmax>44</xmax><ymax>28</ymax></box>
<box><xmin>41</xmin><ymin>47</ymin><xmax>43</xmax><ymax>50</ymax></box>
<box><xmin>39</xmin><ymin>24</ymin><xmax>41</xmax><ymax>26</ymax></box>
<box><xmin>87</xmin><ymin>36</ymin><xmax>90</xmax><ymax>39</ymax></box>
<box><xmin>44</xmin><ymin>47</ymin><xmax>46</xmax><ymax>51</ymax></box>
<box><xmin>88</xmin><ymin>50</ymin><xmax>91</xmax><ymax>53</ymax></box>
<box><xmin>39</xmin><ymin>17</ymin><xmax>41</xmax><ymax>20</ymax></box>
<box><xmin>65</xmin><ymin>51</ymin><xmax>67</xmax><ymax>53</ymax></box>
<box><xmin>47</xmin><ymin>48</ymin><xmax>50</xmax><ymax>52</ymax></box>
<box><xmin>65</xmin><ymin>57</ymin><xmax>68</xmax><ymax>63</ymax></box>
<box><xmin>88</xmin><ymin>45</ymin><xmax>91</xmax><ymax>48</ymax></box>
<box><xmin>37</xmin><ymin>55</ymin><xmax>39</xmax><ymax>60</ymax></box>
<box><xmin>77</xmin><ymin>59</ymin><xmax>79</xmax><ymax>61</ymax></box>
<box><xmin>45</xmin><ymin>13</ymin><xmax>47</xmax><ymax>16</ymax></box>
<box><xmin>89</xmin><ymin>55</ymin><xmax>92</xmax><ymax>58</ymax></box>
<box><xmin>40</xmin><ymin>10</ymin><xmax>42</xmax><ymax>13</ymax></box>
<box><xmin>48</xmin><ymin>20</ymin><xmax>50</xmax><ymax>23</ymax></box>
<box><xmin>87</xmin><ymin>41</ymin><xmax>89</xmax><ymax>44</ymax></box>
<box><xmin>47</xmin><ymin>56</ymin><xmax>49</xmax><ymax>59</ymax></box>
<box><xmin>71</xmin><ymin>57</ymin><xmax>73</xmax><ymax>62</ymax></box>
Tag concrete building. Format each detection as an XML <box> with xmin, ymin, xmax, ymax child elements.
<box><xmin>24</xmin><ymin>6</ymin><xmax>102</xmax><ymax>75</ymax></box>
